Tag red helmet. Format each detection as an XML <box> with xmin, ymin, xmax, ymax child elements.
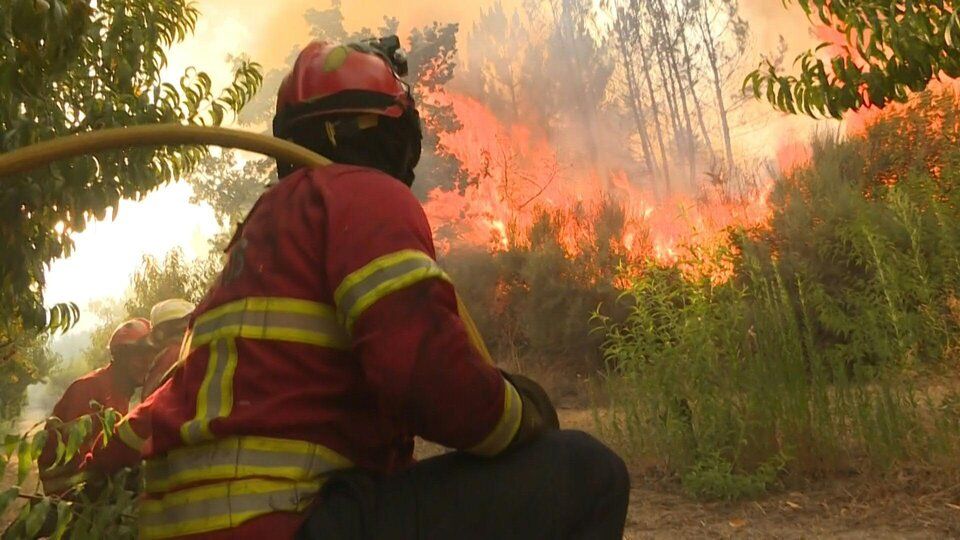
<box><xmin>108</xmin><ymin>318</ymin><xmax>151</xmax><ymax>357</ymax></box>
<box><xmin>273</xmin><ymin>39</ymin><xmax>414</xmax><ymax>138</ymax></box>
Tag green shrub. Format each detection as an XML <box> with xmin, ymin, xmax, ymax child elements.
<box><xmin>442</xmin><ymin>201</ymin><xmax>632</xmax><ymax>377</ymax></box>
<box><xmin>598</xmin><ymin>90</ymin><xmax>960</xmax><ymax>500</ymax></box>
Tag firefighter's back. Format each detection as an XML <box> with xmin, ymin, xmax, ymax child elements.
<box><xmin>142</xmin><ymin>165</ymin><xmax>418</xmax><ymax>540</ymax></box>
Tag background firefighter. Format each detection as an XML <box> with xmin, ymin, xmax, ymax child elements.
<box><xmin>143</xmin><ymin>298</ymin><xmax>196</xmax><ymax>398</ymax></box>
<box><xmin>139</xmin><ymin>36</ymin><xmax>629</xmax><ymax>539</ymax></box>
<box><xmin>37</xmin><ymin>318</ymin><xmax>154</xmax><ymax>495</ymax></box>
<box><xmin>79</xmin><ymin>298</ymin><xmax>196</xmax><ymax>478</ymax></box>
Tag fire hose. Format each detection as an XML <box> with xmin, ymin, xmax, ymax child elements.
<box><xmin>0</xmin><ymin>124</ymin><xmax>331</xmax><ymax>178</ymax></box>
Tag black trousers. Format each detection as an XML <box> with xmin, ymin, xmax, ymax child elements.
<box><xmin>296</xmin><ymin>430</ymin><xmax>630</xmax><ymax>540</ymax></box>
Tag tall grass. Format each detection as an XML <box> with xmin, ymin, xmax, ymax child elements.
<box><xmin>598</xmin><ymin>90</ymin><xmax>960</xmax><ymax>500</ymax></box>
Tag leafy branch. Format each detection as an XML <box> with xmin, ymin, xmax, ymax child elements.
<box><xmin>744</xmin><ymin>0</ymin><xmax>960</xmax><ymax>118</ymax></box>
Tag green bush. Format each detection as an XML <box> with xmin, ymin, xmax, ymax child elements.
<box><xmin>598</xmin><ymin>90</ymin><xmax>960</xmax><ymax>500</ymax></box>
<box><xmin>1</xmin><ymin>408</ymin><xmax>138</xmax><ymax>539</ymax></box>
<box><xmin>442</xmin><ymin>201</ymin><xmax>632</xmax><ymax>378</ymax></box>
<box><xmin>742</xmin><ymin>92</ymin><xmax>960</xmax><ymax>369</ymax></box>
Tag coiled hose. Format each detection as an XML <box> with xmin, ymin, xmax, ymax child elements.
<box><xmin>0</xmin><ymin>124</ymin><xmax>331</xmax><ymax>178</ymax></box>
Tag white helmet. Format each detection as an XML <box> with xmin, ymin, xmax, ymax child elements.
<box><xmin>150</xmin><ymin>298</ymin><xmax>195</xmax><ymax>327</ymax></box>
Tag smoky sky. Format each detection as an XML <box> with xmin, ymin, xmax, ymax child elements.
<box><xmin>187</xmin><ymin>0</ymin><xmax>818</xmax><ymax>73</ymax></box>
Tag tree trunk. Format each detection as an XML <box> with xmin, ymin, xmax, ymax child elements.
<box><xmin>614</xmin><ymin>14</ymin><xmax>658</xmax><ymax>177</ymax></box>
<box><xmin>700</xmin><ymin>2</ymin><xmax>735</xmax><ymax>171</ymax></box>
<box><xmin>552</xmin><ymin>0</ymin><xmax>600</xmax><ymax>166</ymax></box>
<box><xmin>650</xmin><ymin>8</ymin><xmax>682</xmax><ymax>158</ymax></box>
<box><xmin>665</xmin><ymin>38</ymin><xmax>697</xmax><ymax>185</ymax></box>
<box><xmin>639</xmin><ymin>36</ymin><xmax>672</xmax><ymax>192</ymax></box>
<box><xmin>680</xmin><ymin>18</ymin><xmax>715</xmax><ymax>165</ymax></box>
<box><xmin>509</xmin><ymin>67</ymin><xmax>520</xmax><ymax>121</ymax></box>
<box><xmin>655</xmin><ymin>0</ymin><xmax>696</xmax><ymax>186</ymax></box>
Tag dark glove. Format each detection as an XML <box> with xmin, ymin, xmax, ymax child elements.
<box><xmin>501</xmin><ymin>371</ymin><xmax>560</xmax><ymax>449</ymax></box>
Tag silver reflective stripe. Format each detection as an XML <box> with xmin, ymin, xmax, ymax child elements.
<box><xmin>144</xmin><ymin>437</ymin><xmax>352</xmax><ymax>493</ymax></box>
<box><xmin>468</xmin><ymin>379</ymin><xmax>523</xmax><ymax>457</ymax></box>
<box><xmin>141</xmin><ymin>484</ymin><xmax>315</xmax><ymax>527</ymax></box>
<box><xmin>139</xmin><ymin>479</ymin><xmax>322</xmax><ymax>538</ymax></box>
<box><xmin>177</xmin><ymin>298</ymin><xmax>350</xmax><ymax>448</ymax></box>
<box><xmin>335</xmin><ymin>251</ymin><xmax>448</xmax><ymax>331</ymax></box>
<box><xmin>192</xmin><ymin>309</ymin><xmax>348</xmax><ymax>347</ymax></box>
<box><xmin>117</xmin><ymin>419</ymin><xmax>146</xmax><ymax>452</ymax></box>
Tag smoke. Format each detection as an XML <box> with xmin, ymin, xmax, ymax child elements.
<box><xmin>168</xmin><ymin>1</ymin><xmax>829</xmax><ymax>172</ymax></box>
<box><xmin>174</xmin><ymin>0</ymin><xmax>511</xmax><ymax>73</ymax></box>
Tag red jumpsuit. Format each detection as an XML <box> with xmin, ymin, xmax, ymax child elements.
<box><xmin>38</xmin><ymin>363</ymin><xmax>136</xmax><ymax>494</ymax></box>
<box><xmin>139</xmin><ymin>165</ymin><xmax>522</xmax><ymax>539</ymax></box>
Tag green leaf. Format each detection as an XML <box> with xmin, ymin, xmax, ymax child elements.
<box><xmin>53</xmin><ymin>430</ymin><xmax>66</xmax><ymax>466</ymax></box>
<box><xmin>4</xmin><ymin>434</ymin><xmax>20</xmax><ymax>457</ymax></box>
<box><xmin>50</xmin><ymin>500</ymin><xmax>74</xmax><ymax>540</ymax></box>
<box><xmin>0</xmin><ymin>487</ymin><xmax>19</xmax><ymax>515</ymax></box>
<box><xmin>31</xmin><ymin>429</ymin><xmax>48</xmax><ymax>460</ymax></box>
<box><xmin>18</xmin><ymin>438</ymin><xmax>33</xmax><ymax>484</ymax></box>
<box><xmin>63</xmin><ymin>420</ymin><xmax>86</xmax><ymax>463</ymax></box>
<box><xmin>24</xmin><ymin>498</ymin><xmax>52</xmax><ymax>538</ymax></box>
<box><xmin>102</xmin><ymin>409</ymin><xmax>119</xmax><ymax>445</ymax></box>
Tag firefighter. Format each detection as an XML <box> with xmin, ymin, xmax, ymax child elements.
<box><xmin>80</xmin><ymin>299</ymin><xmax>195</xmax><ymax>477</ymax></box>
<box><xmin>142</xmin><ymin>298</ymin><xmax>195</xmax><ymax>397</ymax></box>
<box><xmin>38</xmin><ymin>318</ymin><xmax>154</xmax><ymax>494</ymax></box>
<box><xmin>139</xmin><ymin>36</ymin><xmax>629</xmax><ymax>540</ymax></box>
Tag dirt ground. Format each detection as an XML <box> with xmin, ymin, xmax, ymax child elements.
<box><xmin>558</xmin><ymin>409</ymin><xmax>960</xmax><ymax>539</ymax></box>
<box><xmin>4</xmin><ymin>408</ymin><xmax>960</xmax><ymax>538</ymax></box>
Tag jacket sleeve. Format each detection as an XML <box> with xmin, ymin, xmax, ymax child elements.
<box><xmin>81</xmin><ymin>386</ymin><xmax>158</xmax><ymax>475</ymax></box>
<box><xmin>37</xmin><ymin>378</ymin><xmax>97</xmax><ymax>471</ymax></box>
<box><xmin>38</xmin><ymin>379</ymin><xmax>101</xmax><ymax>493</ymax></box>
<box><xmin>323</xmin><ymin>169</ymin><xmax>522</xmax><ymax>456</ymax></box>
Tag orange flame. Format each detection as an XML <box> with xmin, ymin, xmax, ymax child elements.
<box><xmin>421</xmin><ymin>92</ymin><xmax>772</xmax><ymax>278</ymax></box>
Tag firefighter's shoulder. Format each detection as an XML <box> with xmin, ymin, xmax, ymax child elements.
<box><xmin>61</xmin><ymin>365</ymin><xmax>111</xmax><ymax>394</ymax></box>
<box><xmin>307</xmin><ymin>164</ymin><xmax>427</xmax><ymax>225</ymax></box>
<box><xmin>51</xmin><ymin>366</ymin><xmax>111</xmax><ymax>418</ymax></box>
<box><xmin>307</xmin><ymin>163</ymin><xmax>414</xmax><ymax>198</ymax></box>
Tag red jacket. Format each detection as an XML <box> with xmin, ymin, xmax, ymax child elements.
<box><xmin>38</xmin><ymin>363</ymin><xmax>136</xmax><ymax>493</ymax></box>
<box><xmin>140</xmin><ymin>165</ymin><xmax>522</xmax><ymax>539</ymax></box>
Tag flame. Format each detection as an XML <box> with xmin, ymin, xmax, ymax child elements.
<box><xmin>775</xmin><ymin>138</ymin><xmax>812</xmax><ymax>175</ymax></box>
<box><xmin>421</xmin><ymin>92</ymin><xmax>772</xmax><ymax>279</ymax></box>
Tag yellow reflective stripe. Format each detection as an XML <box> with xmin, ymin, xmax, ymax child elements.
<box><xmin>469</xmin><ymin>380</ymin><xmax>523</xmax><ymax>457</ymax></box>
<box><xmin>177</xmin><ymin>297</ymin><xmax>349</xmax><ymax>446</ymax></box>
<box><xmin>117</xmin><ymin>418</ymin><xmax>146</xmax><ymax>452</ymax></box>
<box><xmin>180</xmin><ymin>338</ymin><xmax>236</xmax><ymax>444</ymax></box>
<box><xmin>334</xmin><ymin>250</ymin><xmax>450</xmax><ymax>332</ymax></box>
<box><xmin>139</xmin><ymin>478</ymin><xmax>321</xmax><ymax>539</ymax></box>
<box><xmin>218</xmin><ymin>338</ymin><xmax>237</xmax><ymax>419</ymax></box>
<box><xmin>190</xmin><ymin>297</ymin><xmax>348</xmax><ymax>351</ymax></box>
<box><xmin>456</xmin><ymin>295</ymin><xmax>494</xmax><ymax>365</ymax></box>
<box><xmin>145</xmin><ymin>436</ymin><xmax>353</xmax><ymax>494</ymax></box>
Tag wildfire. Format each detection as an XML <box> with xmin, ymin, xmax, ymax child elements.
<box><xmin>422</xmin><ymin>92</ymin><xmax>772</xmax><ymax>274</ymax></box>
